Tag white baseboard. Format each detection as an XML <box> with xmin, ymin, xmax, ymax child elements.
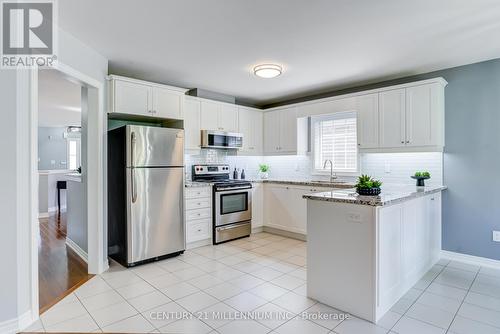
<box><xmin>0</xmin><ymin>310</ymin><xmax>34</xmax><ymax>334</ymax></box>
<box><xmin>186</xmin><ymin>238</ymin><xmax>211</xmax><ymax>250</ymax></box>
<box><xmin>263</xmin><ymin>226</ymin><xmax>307</xmax><ymax>241</ymax></box>
<box><xmin>441</xmin><ymin>250</ymin><xmax>500</xmax><ymax>269</ymax></box>
<box><xmin>252</xmin><ymin>226</ymin><xmax>264</xmax><ymax>233</ymax></box>
<box><xmin>38</xmin><ymin>212</ymin><xmax>49</xmax><ymax>219</ymax></box>
<box><xmin>48</xmin><ymin>205</ymin><xmax>66</xmax><ymax>213</ymax></box>
<box><xmin>66</xmin><ymin>238</ymin><xmax>88</xmax><ymax>263</ymax></box>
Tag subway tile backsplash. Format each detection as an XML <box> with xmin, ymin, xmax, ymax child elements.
<box><xmin>185</xmin><ymin>150</ymin><xmax>443</xmax><ymax>186</ymax></box>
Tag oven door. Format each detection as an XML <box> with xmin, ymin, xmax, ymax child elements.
<box><xmin>215</xmin><ymin>188</ymin><xmax>252</xmax><ymax>227</ymax></box>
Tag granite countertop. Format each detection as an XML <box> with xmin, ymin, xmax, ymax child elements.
<box><xmin>185</xmin><ymin>179</ymin><xmax>355</xmax><ymax>188</ymax></box>
<box><xmin>255</xmin><ymin>179</ymin><xmax>355</xmax><ymax>189</ymax></box>
<box><xmin>65</xmin><ymin>173</ymin><xmax>82</xmax><ymax>183</ymax></box>
<box><xmin>303</xmin><ymin>185</ymin><xmax>447</xmax><ymax>206</ymax></box>
<box><xmin>185</xmin><ymin>181</ymin><xmax>213</xmax><ymax>188</ymax></box>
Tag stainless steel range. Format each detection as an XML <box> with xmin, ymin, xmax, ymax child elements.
<box><xmin>192</xmin><ymin>164</ymin><xmax>252</xmax><ymax>244</ymax></box>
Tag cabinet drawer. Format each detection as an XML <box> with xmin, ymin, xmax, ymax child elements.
<box><xmin>186</xmin><ymin>198</ymin><xmax>211</xmax><ymax>210</ymax></box>
<box><xmin>186</xmin><ymin>208</ymin><xmax>211</xmax><ymax>221</ymax></box>
<box><xmin>187</xmin><ymin>221</ymin><xmax>210</xmax><ymax>243</ymax></box>
<box><xmin>185</xmin><ymin>187</ymin><xmax>212</xmax><ymax>199</ymax></box>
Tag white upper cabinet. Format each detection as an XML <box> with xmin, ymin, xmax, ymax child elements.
<box><xmin>279</xmin><ymin>107</ymin><xmax>298</xmax><ymax>153</ymax></box>
<box><xmin>263</xmin><ymin>106</ymin><xmax>307</xmax><ymax>155</ymax></box>
<box><xmin>200</xmin><ymin>100</ymin><xmax>239</xmax><ymax>132</ymax></box>
<box><xmin>153</xmin><ymin>86</ymin><xmax>184</xmax><ymax>119</ymax></box>
<box><xmin>219</xmin><ymin>104</ymin><xmax>239</xmax><ymax>132</ymax></box>
<box><xmin>238</xmin><ymin>107</ymin><xmax>263</xmax><ymax>155</ymax></box>
<box><xmin>264</xmin><ymin>110</ymin><xmax>280</xmax><ymax>154</ymax></box>
<box><xmin>356</xmin><ymin>93</ymin><xmax>379</xmax><ymax>149</ymax></box>
<box><xmin>108</xmin><ymin>75</ymin><xmax>186</xmax><ymax>119</ymax></box>
<box><xmin>379</xmin><ymin>89</ymin><xmax>406</xmax><ymax>148</ymax></box>
<box><xmin>405</xmin><ymin>83</ymin><xmax>443</xmax><ymax>147</ymax></box>
<box><xmin>112</xmin><ymin>79</ymin><xmax>151</xmax><ymax>116</ymax></box>
<box><xmin>184</xmin><ymin>97</ymin><xmax>201</xmax><ymax>150</ymax></box>
<box><xmin>200</xmin><ymin>100</ymin><xmax>219</xmax><ymax>130</ymax></box>
<box><xmin>376</xmin><ymin>81</ymin><xmax>445</xmax><ymax>150</ymax></box>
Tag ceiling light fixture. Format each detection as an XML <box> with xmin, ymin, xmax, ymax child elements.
<box><xmin>253</xmin><ymin>64</ymin><xmax>282</xmax><ymax>78</ymax></box>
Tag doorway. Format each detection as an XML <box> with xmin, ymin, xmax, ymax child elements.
<box><xmin>37</xmin><ymin>69</ymin><xmax>93</xmax><ymax>313</ymax></box>
<box><xmin>26</xmin><ymin>62</ymin><xmax>107</xmax><ymax>322</ymax></box>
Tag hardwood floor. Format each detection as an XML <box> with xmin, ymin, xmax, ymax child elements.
<box><xmin>38</xmin><ymin>211</ymin><xmax>93</xmax><ymax>314</ymax></box>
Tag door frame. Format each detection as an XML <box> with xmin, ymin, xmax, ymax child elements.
<box><xmin>27</xmin><ymin>61</ymin><xmax>107</xmax><ymax>321</ymax></box>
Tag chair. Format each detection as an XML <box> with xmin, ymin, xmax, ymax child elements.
<box><xmin>56</xmin><ymin>181</ymin><xmax>67</xmax><ymax>214</ymax></box>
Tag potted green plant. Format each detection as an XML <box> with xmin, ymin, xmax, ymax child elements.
<box><xmin>355</xmin><ymin>174</ymin><xmax>382</xmax><ymax>196</ymax></box>
<box><xmin>411</xmin><ymin>171</ymin><xmax>431</xmax><ymax>187</ymax></box>
<box><xmin>259</xmin><ymin>164</ymin><xmax>270</xmax><ymax>179</ymax></box>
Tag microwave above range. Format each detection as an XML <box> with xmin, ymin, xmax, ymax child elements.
<box><xmin>201</xmin><ymin>130</ymin><xmax>243</xmax><ymax>149</ymax></box>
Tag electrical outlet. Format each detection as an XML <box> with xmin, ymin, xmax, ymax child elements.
<box><xmin>493</xmin><ymin>231</ymin><xmax>500</xmax><ymax>242</ymax></box>
<box><xmin>385</xmin><ymin>163</ymin><xmax>391</xmax><ymax>173</ymax></box>
<box><xmin>347</xmin><ymin>212</ymin><xmax>362</xmax><ymax>223</ymax></box>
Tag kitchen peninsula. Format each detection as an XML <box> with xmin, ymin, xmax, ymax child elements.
<box><xmin>303</xmin><ymin>185</ymin><xmax>446</xmax><ymax>323</ymax></box>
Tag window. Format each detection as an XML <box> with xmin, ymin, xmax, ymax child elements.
<box><xmin>311</xmin><ymin>112</ymin><xmax>358</xmax><ymax>174</ymax></box>
<box><xmin>67</xmin><ymin>138</ymin><xmax>81</xmax><ymax>171</ymax></box>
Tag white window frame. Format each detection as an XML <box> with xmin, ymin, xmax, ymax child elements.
<box><xmin>310</xmin><ymin>111</ymin><xmax>360</xmax><ymax>176</ymax></box>
<box><xmin>67</xmin><ymin>137</ymin><xmax>81</xmax><ymax>171</ymax></box>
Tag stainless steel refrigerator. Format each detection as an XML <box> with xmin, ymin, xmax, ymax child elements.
<box><xmin>108</xmin><ymin>125</ymin><xmax>185</xmax><ymax>267</ymax></box>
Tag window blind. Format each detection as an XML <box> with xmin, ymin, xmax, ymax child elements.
<box><xmin>312</xmin><ymin>112</ymin><xmax>358</xmax><ymax>172</ymax></box>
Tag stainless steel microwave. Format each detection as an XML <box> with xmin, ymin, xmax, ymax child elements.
<box><xmin>201</xmin><ymin>130</ymin><xmax>243</xmax><ymax>149</ymax></box>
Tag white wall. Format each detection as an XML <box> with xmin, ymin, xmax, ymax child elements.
<box><xmin>0</xmin><ymin>69</ymin><xmax>20</xmax><ymax>327</ymax></box>
<box><xmin>0</xmin><ymin>26</ymin><xmax>107</xmax><ymax>332</ymax></box>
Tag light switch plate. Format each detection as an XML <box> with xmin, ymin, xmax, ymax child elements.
<box><xmin>493</xmin><ymin>231</ymin><xmax>500</xmax><ymax>242</ymax></box>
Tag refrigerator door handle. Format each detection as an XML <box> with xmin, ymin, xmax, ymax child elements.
<box><xmin>131</xmin><ymin>131</ymin><xmax>136</xmax><ymax>165</ymax></box>
<box><xmin>131</xmin><ymin>168</ymin><xmax>137</xmax><ymax>203</ymax></box>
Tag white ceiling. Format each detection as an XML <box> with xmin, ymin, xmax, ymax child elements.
<box><xmin>38</xmin><ymin>69</ymin><xmax>81</xmax><ymax>127</ymax></box>
<box><xmin>58</xmin><ymin>0</ymin><xmax>500</xmax><ymax>106</ymax></box>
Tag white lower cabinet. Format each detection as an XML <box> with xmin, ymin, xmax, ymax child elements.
<box><xmin>185</xmin><ymin>186</ymin><xmax>212</xmax><ymax>245</ymax></box>
<box><xmin>306</xmin><ymin>191</ymin><xmax>442</xmax><ymax>323</ymax></box>
<box><xmin>263</xmin><ymin>184</ymin><xmax>333</xmax><ymax>235</ymax></box>
<box><xmin>377</xmin><ymin>192</ymin><xmax>441</xmax><ymax>319</ymax></box>
<box><xmin>251</xmin><ymin>182</ymin><xmax>264</xmax><ymax>229</ymax></box>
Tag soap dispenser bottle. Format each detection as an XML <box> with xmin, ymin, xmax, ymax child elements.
<box><xmin>241</xmin><ymin>169</ymin><xmax>246</xmax><ymax>179</ymax></box>
<box><xmin>233</xmin><ymin>168</ymin><xmax>238</xmax><ymax>180</ymax></box>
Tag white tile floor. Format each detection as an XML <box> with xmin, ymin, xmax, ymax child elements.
<box><xmin>25</xmin><ymin>232</ymin><xmax>500</xmax><ymax>334</ymax></box>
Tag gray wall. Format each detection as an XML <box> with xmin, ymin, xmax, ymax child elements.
<box><xmin>274</xmin><ymin>58</ymin><xmax>500</xmax><ymax>261</ymax></box>
<box><xmin>67</xmin><ymin>180</ymin><xmax>88</xmax><ymax>252</ymax></box>
<box><xmin>38</xmin><ymin>126</ymin><xmax>68</xmax><ymax>170</ymax></box>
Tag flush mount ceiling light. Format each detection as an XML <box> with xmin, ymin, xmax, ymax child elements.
<box><xmin>253</xmin><ymin>64</ymin><xmax>282</xmax><ymax>78</ymax></box>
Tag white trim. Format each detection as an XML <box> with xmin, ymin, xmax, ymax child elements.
<box><xmin>264</xmin><ymin>77</ymin><xmax>448</xmax><ymax>112</ymax></box>
<box><xmin>107</xmin><ymin>74</ymin><xmax>189</xmax><ymax>93</ymax></box>
<box><xmin>0</xmin><ymin>310</ymin><xmax>34</xmax><ymax>334</ymax></box>
<box><xmin>48</xmin><ymin>205</ymin><xmax>67</xmax><ymax>213</ymax></box>
<box><xmin>441</xmin><ymin>250</ymin><xmax>500</xmax><ymax>270</ymax></box>
<box><xmin>262</xmin><ymin>226</ymin><xmax>306</xmax><ymax>241</ymax></box>
<box><xmin>38</xmin><ymin>212</ymin><xmax>49</xmax><ymax>219</ymax></box>
<box><xmin>27</xmin><ymin>61</ymin><xmax>107</xmax><ymax>331</ymax></box>
<box><xmin>0</xmin><ymin>317</ymin><xmax>18</xmax><ymax>334</ymax></box>
<box><xmin>186</xmin><ymin>239</ymin><xmax>211</xmax><ymax>250</ymax></box>
<box><xmin>66</xmin><ymin>238</ymin><xmax>88</xmax><ymax>263</ymax></box>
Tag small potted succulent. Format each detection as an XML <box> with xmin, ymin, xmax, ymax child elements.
<box><xmin>411</xmin><ymin>171</ymin><xmax>431</xmax><ymax>187</ymax></box>
<box><xmin>355</xmin><ymin>174</ymin><xmax>382</xmax><ymax>196</ymax></box>
<box><xmin>259</xmin><ymin>164</ymin><xmax>270</xmax><ymax>179</ymax></box>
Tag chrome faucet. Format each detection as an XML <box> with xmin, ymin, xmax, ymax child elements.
<box><xmin>323</xmin><ymin>159</ymin><xmax>337</xmax><ymax>182</ymax></box>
